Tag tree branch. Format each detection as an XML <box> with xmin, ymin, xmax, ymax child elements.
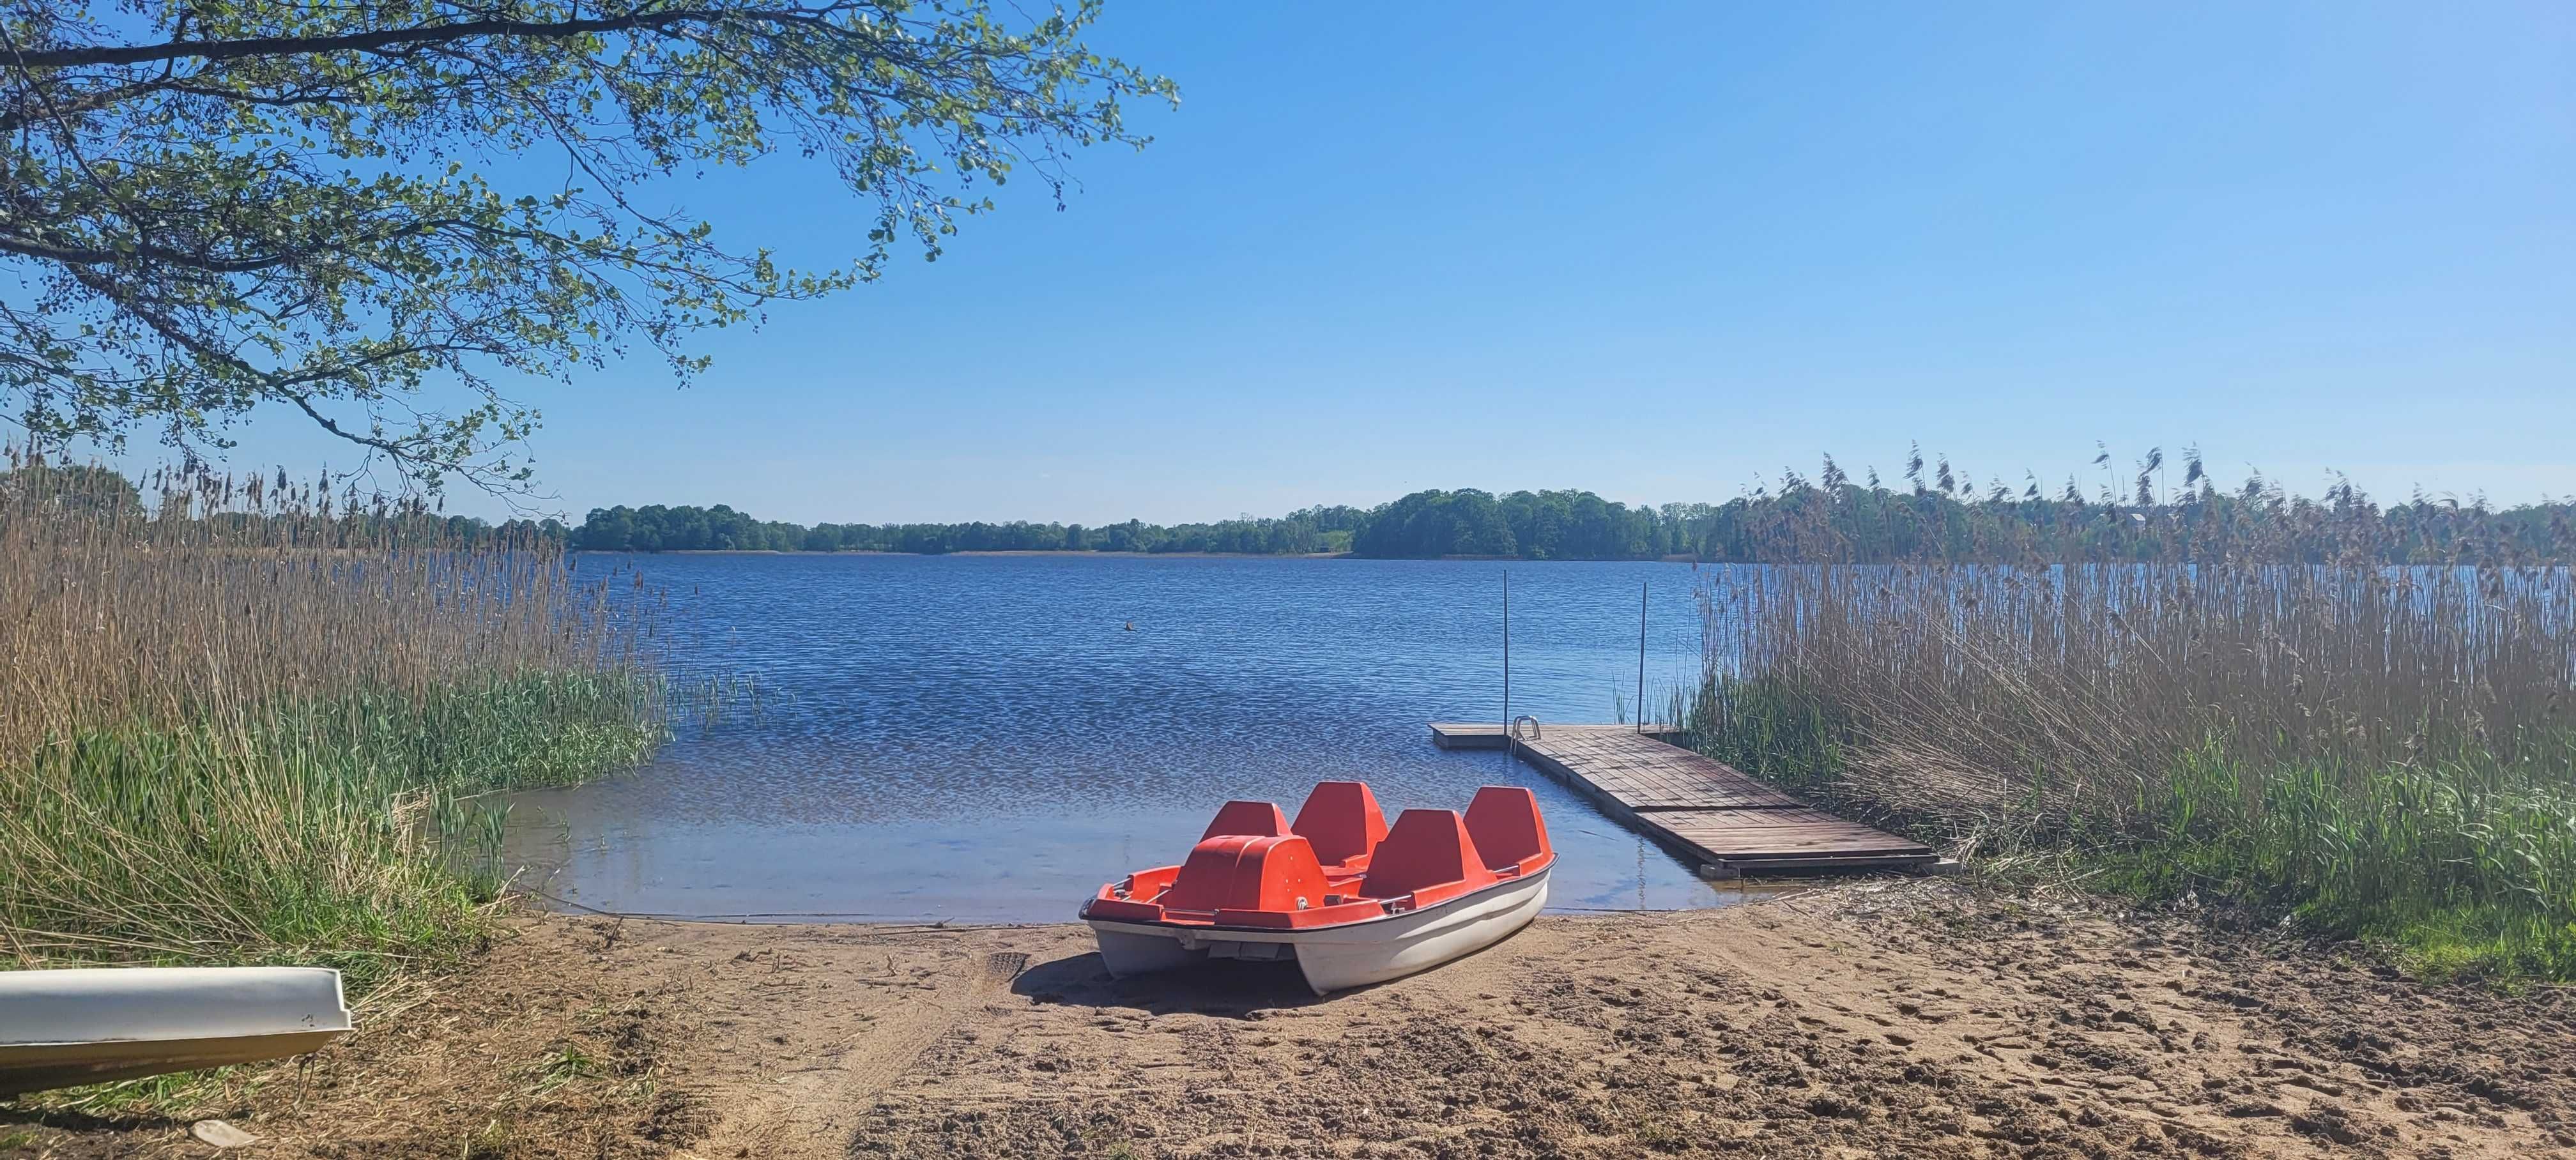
<box><xmin>0</xmin><ymin>217</ymin><xmax>480</xmax><ymax>275</ymax></box>
<box><xmin>6</xmin><ymin>6</ymin><xmax>867</xmax><ymax>70</ymax></box>
<box><xmin>57</xmin><ymin>263</ymin><xmax>501</xmax><ymax>479</ymax></box>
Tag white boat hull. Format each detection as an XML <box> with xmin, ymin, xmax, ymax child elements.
<box><xmin>1086</xmin><ymin>865</ymin><xmax>1550</xmax><ymax>995</ymax></box>
<box><xmin>0</xmin><ymin>966</ymin><xmax>352</xmax><ymax>1096</ymax></box>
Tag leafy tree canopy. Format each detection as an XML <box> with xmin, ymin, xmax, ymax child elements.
<box><xmin>0</xmin><ymin>0</ymin><xmax>1172</xmax><ymax>491</ymax></box>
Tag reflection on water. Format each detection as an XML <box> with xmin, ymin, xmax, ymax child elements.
<box><xmin>507</xmin><ymin>554</ymin><xmax>1774</xmax><ymax>922</ymax></box>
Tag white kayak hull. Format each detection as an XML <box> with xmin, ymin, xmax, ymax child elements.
<box><xmin>1086</xmin><ymin>864</ymin><xmax>1550</xmax><ymax>995</ymax></box>
<box><xmin>0</xmin><ymin>966</ymin><xmax>352</xmax><ymax>1096</ymax></box>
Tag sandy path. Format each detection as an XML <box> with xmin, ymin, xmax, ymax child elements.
<box><xmin>10</xmin><ymin>882</ymin><xmax>2571</xmax><ymax>1158</ymax></box>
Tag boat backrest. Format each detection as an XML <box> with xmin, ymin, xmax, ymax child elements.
<box><xmin>1358</xmin><ymin>809</ymin><xmax>1499</xmax><ymax>900</ymax></box>
<box><xmin>1291</xmin><ymin>781</ymin><xmax>1388</xmax><ymax>867</ymax></box>
<box><xmin>1464</xmin><ymin>786</ymin><xmax>1551</xmax><ymax>873</ymax></box>
<box><xmin>1160</xmin><ymin>834</ymin><xmax>1329</xmax><ymax>913</ymax></box>
<box><xmin>1199</xmin><ymin>800</ymin><xmax>1291</xmax><ymax>841</ymax></box>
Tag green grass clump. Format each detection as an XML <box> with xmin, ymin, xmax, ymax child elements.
<box><xmin>1</xmin><ymin>671</ymin><xmax>664</xmax><ymax>992</ymax></box>
<box><xmin>2131</xmin><ymin>741</ymin><xmax>2575</xmax><ymax>977</ymax></box>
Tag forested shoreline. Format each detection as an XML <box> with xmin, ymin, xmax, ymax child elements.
<box><xmin>15</xmin><ymin>458</ymin><xmax>2570</xmax><ymax>565</ymax></box>
<box><xmin>572</xmin><ymin>459</ymin><xmax>2576</xmax><ymax>565</ymax></box>
<box><xmin>571</xmin><ymin>502</ymin><xmax>1372</xmax><ymax>556</ymax></box>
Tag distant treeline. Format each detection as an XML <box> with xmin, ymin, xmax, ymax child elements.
<box><xmin>571</xmin><ymin>448</ymin><xmax>2576</xmax><ymax>565</ymax></box>
<box><xmin>40</xmin><ymin>445</ymin><xmax>2554</xmax><ymax>564</ymax></box>
<box><xmin>568</xmin><ymin>504</ymin><xmax>1370</xmax><ymax>555</ymax></box>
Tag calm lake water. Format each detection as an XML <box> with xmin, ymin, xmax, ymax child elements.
<box><xmin>505</xmin><ymin>553</ymin><xmax>1767</xmax><ymax>922</ymax></box>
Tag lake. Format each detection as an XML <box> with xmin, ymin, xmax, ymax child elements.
<box><xmin>505</xmin><ymin>553</ymin><xmax>1765</xmax><ymax>922</ymax></box>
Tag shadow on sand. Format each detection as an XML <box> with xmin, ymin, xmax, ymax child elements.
<box><xmin>1009</xmin><ymin>951</ymin><xmax>1334</xmax><ymax>1018</ymax></box>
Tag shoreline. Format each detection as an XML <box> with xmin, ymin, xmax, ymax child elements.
<box><xmin>17</xmin><ymin>881</ymin><xmax>2570</xmax><ymax>1157</ymax></box>
<box><xmin>578</xmin><ymin>549</ymin><xmax>1710</xmax><ymax>561</ymax></box>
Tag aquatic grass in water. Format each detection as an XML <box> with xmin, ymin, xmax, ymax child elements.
<box><xmin>0</xmin><ymin>455</ymin><xmax>666</xmax><ymax>992</ymax></box>
<box><xmin>1688</xmin><ymin>564</ymin><xmax>2576</xmax><ymax>977</ymax></box>
<box><xmin>1</xmin><ymin>673</ymin><xmax>663</xmax><ymax>989</ymax></box>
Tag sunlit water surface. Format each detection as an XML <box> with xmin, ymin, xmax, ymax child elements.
<box><xmin>505</xmin><ymin>553</ymin><xmax>1782</xmax><ymax>922</ymax></box>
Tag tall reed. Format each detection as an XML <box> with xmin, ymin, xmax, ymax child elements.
<box><xmin>1689</xmin><ymin>564</ymin><xmax>2576</xmax><ymax>977</ymax></box>
<box><xmin>1</xmin><ymin>454</ymin><xmax>664</xmax><ymax>986</ymax></box>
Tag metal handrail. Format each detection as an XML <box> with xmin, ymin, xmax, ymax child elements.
<box><xmin>1509</xmin><ymin>715</ymin><xmax>1542</xmax><ymax>743</ymax></box>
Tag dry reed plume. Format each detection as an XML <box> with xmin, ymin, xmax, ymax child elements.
<box><xmin>1</xmin><ymin>461</ymin><xmax>621</xmax><ymax>756</ymax></box>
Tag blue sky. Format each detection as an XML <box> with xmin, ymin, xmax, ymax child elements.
<box><xmin>187</xmin><ymin>1</ymin><xmax>2573</xmax><ymax>524</ymax></box>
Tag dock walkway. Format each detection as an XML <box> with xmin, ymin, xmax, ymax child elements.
<box><xmin>1429</xmin><ymin>722</ymin><xmax>1938</xmax><ymax>878</ymax></box>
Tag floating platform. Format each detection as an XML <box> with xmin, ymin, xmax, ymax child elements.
<box><xmin>1429</xmin><ymin>722</ymin><xmax>1941</xmax><ymax>878</ymax></box>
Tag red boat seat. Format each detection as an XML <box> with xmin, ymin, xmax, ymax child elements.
<box><xmin>1291</xmin><ymin>781</ymin><xmax>1388</xmax><ymax>869</ymax></box>
<box><xmin>1464</xmin><ymin>786</ymin><xmax>1552</xmax><ymax>874</ymax></box>
<box><xmin>1160</xmin><ymin>834</ymin><xmax>1328</xmax><ymax>915</ymax></box>
<box><xmin>1357</xmin><ymin>809</ymin><xmax>1498</xmax><ymax>904</ymax></box>
<box><xmin>1199</xmin><ymin>800</ymin><xmax>1291</xmax><ymax>842</ymax></box>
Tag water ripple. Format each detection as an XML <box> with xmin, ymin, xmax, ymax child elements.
<box><xmin>509</xmin><ymin>554</ymin><xmax>1738</xmax><ymax>921</ymax></box>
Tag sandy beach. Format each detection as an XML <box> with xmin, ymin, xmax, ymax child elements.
<box><xmin>12</xmin><ymin>880</ymin><xmax>2572</xmax><ymax>1159</ymax></box>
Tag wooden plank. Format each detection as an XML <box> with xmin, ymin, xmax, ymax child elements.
<box><xmin>1713</xmin><ymin>855</ymin><xmax>1940</xmax><ymax>873</ymax></box>
<box><xmin>1642</xmin><ymin>808</ymin><xmax>1933</xmax><ymax>860</ymax></box>
<box><xmin>1531</xmin><ymin>733</ymin><xmax>1802</xmax><ymax>811</ymax></box>
<box><xmin>1429</xmin><ymin>722</ymin><xmax>1506</xmax><ymax>750</ymax></box>
<box><xmin>1428</xmin><ymin>722</ymin><xmax>1680</xmax><ymax>750</ymax></box>
<box><xmin>1428</xmin><ymin>721</ymin><xmax>1935</xmax><ymax>875</ymax></box>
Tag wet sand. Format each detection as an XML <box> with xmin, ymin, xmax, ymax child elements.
<box><xmin>12</xmin><ymin>880</ymin><xmax>2572</xmax><ymax>1158</ymax></box>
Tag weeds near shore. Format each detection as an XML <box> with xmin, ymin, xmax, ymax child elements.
<box><xmin>0</xmin><ymin>454</ymin><xmax>666</xmax><ymax>989</ymax></box>
<box><xmin>1687</xmin><ymin>564</ymin><xmax>2576</xmax><ymax>978</ymax></box>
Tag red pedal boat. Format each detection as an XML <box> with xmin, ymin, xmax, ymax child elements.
<box><xmin>1080</xmin><ymin>782</ymin><xmax>1553</xmax><ymax>995</ymax></box>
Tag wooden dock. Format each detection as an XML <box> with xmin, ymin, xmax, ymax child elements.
<box><xmin>1429</xmin><ymin>722</ymin><xmax>1941</xmax><ymax>878</ymax></box>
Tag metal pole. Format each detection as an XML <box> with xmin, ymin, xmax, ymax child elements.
<box><xmin>1501</xmin><ymin>570</ymin><xmax>1512</xmax><ymax>761</ymax></box>
<box><xmin>1636</xmin><ymin>580</ymin><xmax>1648</xmax><ymax>732</ymax></box>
